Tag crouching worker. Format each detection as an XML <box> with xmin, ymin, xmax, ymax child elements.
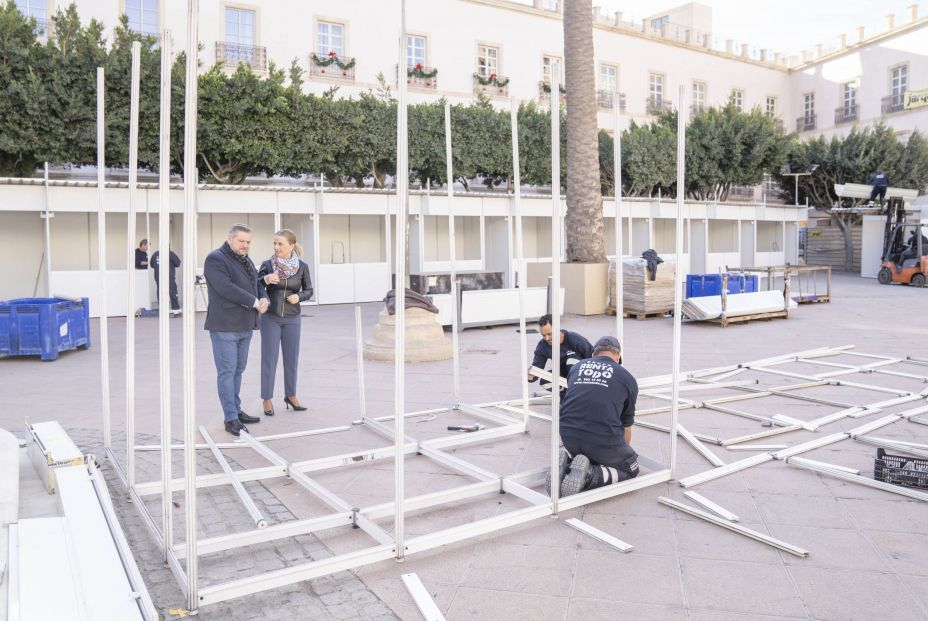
<box><xmin>545</xmin><ymin>336</ymin><xmax>639</xmax><ymax>497</ymax></box>
<box><xmin>527</xmin><ymin>314</ymin><xmax>593</xmax><ymax>394</ymax></box>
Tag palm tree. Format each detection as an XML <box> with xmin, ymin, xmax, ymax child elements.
<box><xmin>563</xmin><ymin>0</ymin><xmax>606</xmax><ymax>263</ymax></box>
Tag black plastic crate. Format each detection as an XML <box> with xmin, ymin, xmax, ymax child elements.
<box><xmin>874</xmin><ymin>448</ymin><xmax>928</xmax><ymax>490</ymax></box>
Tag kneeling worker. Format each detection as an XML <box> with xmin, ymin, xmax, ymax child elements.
<box><xmin>546</xmin><ymin>336</ymin><xmax>639</xmax><ymax>496</ymax></box>
<box><xmin>527</xmin><ymin>314</ymin><xmax>593</xmax><ymax>393</ymax></box>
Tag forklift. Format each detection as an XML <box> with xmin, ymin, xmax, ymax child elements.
<box><xmin>878</xmin><ymin>198</ymin><xmax>928</xmax><ymax>287</ymax></box>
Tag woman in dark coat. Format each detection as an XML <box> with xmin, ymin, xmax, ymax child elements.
<box><xmin>257</xmin><ymin>229</ymin><xmax>314</xmax><ymax>416</ymax></box>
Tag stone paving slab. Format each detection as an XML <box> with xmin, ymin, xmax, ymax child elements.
<box><xmin>3</xmin><ymin>273</ymin><xmax>928</xmax><ymax>619</ymax></box>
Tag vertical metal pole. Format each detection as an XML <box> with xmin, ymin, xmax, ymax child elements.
<box><xmin>670</xmin><ymin>85</ymin><xmax>687</xmax><ymax>478</ymax></box>
<box><xmin>42</xmin><ymin>162</ymin><xmax>53</xmax><ymax>295</ymax></box>
<box><xmin>510</xmin><ymin>99</ymin><xmax>529</xmax><ymax>428</ymax></box>
<box><xmin>394</xmin><ymin>0</ymin><xmax>408</xmax><ymax>561</ymax></box>
<box><xmin>125</xmin><ymin>41</ymin><xmax>141</xmax><ymax>492</ymax></box>
<box><xmin>97</xmin><ymin>68</ymin><xmax>112</xmax><ymax>453</ymax></box>
<box><xmin>550</xmin><ymin>61</ymin><xmax>561</xmax><ymax>515</ymax></box>
<box><xmin>157</xmin><ymin>30</ymin><xmax>173</xmax><ymax>562</ymax></box>
<box><xmin>443</xmin><ymin>103</ymin><xmax>460</xmax><ymax>402</ymax></box>
<box><xmin>355</xmin><ymin>305</ymin><xmax>367</xmax><ymax>421</ymax></box>
<box><xmin>274</xmin><ymin>193</ymin><xmax>281</xmax><ymax>233</ymax></box>
<box><xmin>182</xmin><ymin>0</ymin><xmax>200</xmax><ymax>610</ymax></box>
<box><xmin>613</xmin><ymin>97</ymin><xmax>624</xmax><ymax>350</ymax></box>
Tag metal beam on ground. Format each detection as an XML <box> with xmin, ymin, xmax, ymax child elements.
<box><xmin>566</xmin><ymin>518</ymin><xmax>634</xmax><ymax>552</ymax></box>
<box><xmin>683</xmin><ymin>491</ymin><xmax>739</xmax><ymax>521</ymax></box>
<box><xmin>402</xmin><ymin>573</ymin><xmax>446</xmax><ymax>621</ymax></box>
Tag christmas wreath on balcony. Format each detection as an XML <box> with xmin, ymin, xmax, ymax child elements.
<box><xmin>310</xmin><ymin>51</ymin><xmax>356</xmax><ymax>70</ymax></box>
<box><xmin>473</xmin><ymin>73</ymin><xmax>510</xmax><ymax>87</ymax></box>
<box><xmin>407</xmin><ymin>63</ymin><xmax>438</xmax><ymax>79</ymax></box>
<box><xmin>541</xmin><ymin>82</ymin><xmax>567</xmax><ymax>95</ymax></box>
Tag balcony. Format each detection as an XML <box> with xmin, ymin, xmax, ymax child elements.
<box><xmin>473</xmin><ymin>73</ymin><xmax>509</xmax><ymax>97</ymax></box>
<box><xmin>796</xmin><ymin>114</ymin><xmax>816</xmax><ymax>132</ymax></box>
<box><xmin>881</xmin><ymin>94</ymin><xmax>906</xmax><ymax>114</ymax></box>
<box><xmin>215</xmin><ymin>42</ymin><xmax>267</xmax><ymax>73</ymax></box>
<box><xmin>403</xmin><ymin>64</ymin><xmax>438</xmax><ymax>89</ymax></box>
<box><xmin>834</xmin><ymin>105</ymin><xmax>858</xmax><ymax>125</ymax></box>
<box><xmin>596</xmin><ymin>90</ymin><xmax>627</xmax><ymax>111</ymax></box>
<box><xmin>538</xmin><ymin>81</ymin><xmax>566</xmax><ymax>105</ymax></box>
<box><xmin>309</xmin><ymin>52</ymin><xmax>356</xmax><ymax>81</ymax></box>
<box><xmin>646</xmin><ymin>97</ymin><xmax>672</xmax><ymax>115</ymax></box>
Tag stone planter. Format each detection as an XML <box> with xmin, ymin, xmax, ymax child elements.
<box><xmin>362</xmin><ymin>307</ymin><xmax>452</xmax><ymax>362</ymax></box>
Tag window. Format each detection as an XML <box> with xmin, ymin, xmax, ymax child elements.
<box><xmin>891</xmin><ymin>64</ymin><xmax>907</xmax><ymax>103</ymax></box>
<box><xmin>803</xmin><ymin>92</ymin><xmax>815</xmax><ymax>119</ymax></box>
<box><xmin>406</xmin><ymin>34</ymin><xmax>426</xmax><ymax>68</ymax></box>
<box><xmin>15</xmin><ymin>0</ymin><xmax>45</xmax><ymax>20</ymax></box>
<box><xmin>542</xmin><ymin>55</ymin><xmax>561</xmax><ymax>84</ymax></box>
<box><xmin>649</xmin><ymin>73</ymin><xmax>664</xmax><ymax>105</ymax></box>
<box><xmin>316</xmin><ymin>20</ymin><xmax>344</xmax><ymax>57</ymax></box>
<box><xmin>731</xmin><ymin>89</ymin><xmax>744</xmax><ymax>111</ymax></box>
<box><xmin>766</xmin><ymin>96</ymin><xmax>777</xmax><ymax>116</ymax></box>
<box><xmin>843</xmin><ymin>81</ymin><xmax>857</xmax><ymax>114</ymax></box>
<box><xmin>543</xmin><ymin>0</ymin><xmax>558</xmax><ymax>10</ymax></box>
<box><xmin>600</xmin><ymin>64</ymin><xmax>617</xmax><ymax>93</ymax></box>
<box><xmin>477</xmin><ymin>44</ymin><xmax>499</xmax><ymax>78</ymax></box>
<box><xmin>692</xmin><ymin>81</ymin><xmax>706</xmax><ymax>110</ymax></box>
<box><xmin>650</xmin><ymin>15</ymin><xmax>669</xmax><ymax>29</ymax></box>
<box><xmin>225</xmin><ymin>7</ymin><xmax>255</xmax><ymax>47</ymax></box>
<box><xmin>125</xmin><ymin>0</ymin><xmax>158</xmax><ymax>35</ymax></box>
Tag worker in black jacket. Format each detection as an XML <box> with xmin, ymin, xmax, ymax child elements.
<box><xmin>869</xmin><ymin>170</ymin><xmax>890</xmax><ymax>205</ymax></box>
<box><xmin>527</xmin><ymin>314</ymin><xmax>593</xmax><ymax>393</ymax></box>
<box><xmin>546</xmin><ymin>336</ymin><xmax>639</xmax><ymax>497</ymax></box>
<box><xmin>151</xmin><ymin>248</ymin><xmax>181</xmax><ymax>312</ymax></box>
<box><xmin>134</xmin><ymin>239</ymin><xmax>149</xmax><ymax>269</ymax></box>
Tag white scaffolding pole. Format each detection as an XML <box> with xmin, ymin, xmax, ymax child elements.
<box><xmin>510</xmin><ymin>99</ymin><xmax>530</xmax><ymax>427</ymax></box>
<box><xmin>549</xmin><ymin>60</ymin><xmax>562</xmax><ymax>515</ymax></box>
<box><xmin>182</xmin><ymin>0</ymin><xmax>200</xmax><ymax>610</ymax></box>
<box><xmin>394</xmin><ymin>0</ymin><xmax>409</xmax><ymax>561</ymax></box>
<box><xmin>157</xmin><ymin>30</ymin><xmax>174</xmax><ymax>562</ymax></box>
<box><xmin>42</xmin><ymin>162</ymin><xmax>53</xmax><ymax>294</ymax></box>
<box><xmin>125</xmin><ymin>41</ymin><xmax>141</xmax><ymax>491</ymax></box>
<box><xmin>443</xmin><ymin>102</ymin><xmax>460</xmax><ymax>401</ymax></box>
<box><xmin>669</xmin><ymin>85</ymin><xmax>686</xmax><ymax>477</ymax></box>
<box><xmin>613</xmin><ymin>96</ymin><xmax>623</xmax><ymax>348</ymax></box>
<box><xmin>96</xmin><ymin>68</ymin><xmax>113</xmax><ymax>453</ymax></box>
<box><xmin>355</xmin><ymin>306</ymin><xmax>367</xmax><ymax>421</ymax></box>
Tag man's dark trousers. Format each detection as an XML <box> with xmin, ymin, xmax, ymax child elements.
<box><xmin>210</xmin><ymin>330</ymin><xmax>252</xmax><ymax>423</ymax></box>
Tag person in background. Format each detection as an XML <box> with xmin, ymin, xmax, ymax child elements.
<box><xmin>869</xmin><ymin>170</ymin><xmax>890</xmax><ymax>206</ymax></box>
<box><xmin>203</xmin><ymin>224</ymin><xmax>268</xmax><ymax>436</ymax></box>
<box><xmin>135</xmin><ymin>239</ymin><xmax>148</xmax><ymax>269</ymax></box>
<box><xmin>257</xmin><ymin>229</ymin><xmax>314</xmax><ymax>417</ymax></box>
<box><xmin>527</xmin><ymin>314</ymin><xmax>593</xmax><ymax>394</ymax></box>
<box><xmin>151</xmin><ymin>248</ymin><xmax>181</xmax><ymax>313</ymax></box>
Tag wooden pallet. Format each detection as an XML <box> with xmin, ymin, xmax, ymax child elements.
<box><xmin>622</xmin><ymin>309</ymin><xmax>672</xmax><ymax>321</ymax></box>
<box><xmin>706</xmin><ymin>309</ymin><xmax>788</xmax><ymax>327</ymax></box>
<box><xmin>793</xmin><ymin>295</ymin><xmax>831</xmax><ymax>304</ymax></box>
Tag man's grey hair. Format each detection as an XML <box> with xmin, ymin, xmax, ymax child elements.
<box><xmin>593</xmin><ymin>343</ymin><xmax>622</xmax><ymax>357</ymax></box>
<box><xmin>228</xmin><ymin>223</ymin><xmax>252</xmax><ymax>236</ymax></box>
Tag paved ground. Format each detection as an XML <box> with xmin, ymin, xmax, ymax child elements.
<box><xmin>3</xmin><ymin>272</ymin><xmax>928</xmax><ymax>620</ymax></box>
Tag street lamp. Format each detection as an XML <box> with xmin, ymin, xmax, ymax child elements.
<box><xmin>780</xmin><ymin>164</ymin><xmax>819</xmax><ymax>206</ymax></box>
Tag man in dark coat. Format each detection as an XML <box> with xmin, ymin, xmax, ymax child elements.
<box><xmin>546</xmin><ymin>336</ymin><xmax>640</xmax><ymax>497</ymax></box>
<box><xmin>527</xmin><ymin>314</ymin><xmax>593</xmax><ymax>394</ymax></box>
<box><xmin>203</xmin><ymin>223</ymin><xmax>269</xmax><ymax>436</ymax></box>
<box><xmin>151</xmin><ymin>248</ymin><xmax>181</xmax><ymax>312</ymax></box>
<box><xmin>135</xmin><ymin>239</ymin><xmax>149</xmax><ymax>269</ymax></box>
<box><xmin>869</xmin><ymin>170</ymin><xmax>890</xmax><ymax>205</ymax></box>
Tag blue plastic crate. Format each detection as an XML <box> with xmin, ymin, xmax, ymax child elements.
<box><xmin>0</xmin><ymin>297</ymin><xmax>91</xmax><ymax>361</ymax></box>
<box><xmin>686</xmin><ymin>274</ymin><xmax>758</xmax><ymax>298</ymax></box>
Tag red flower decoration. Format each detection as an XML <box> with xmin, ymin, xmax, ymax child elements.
<box><xmin>415</xmin><ymin>63</ymin><xmax>423</xmax><ymax>70</ymax></box>
<box><xmin>490</xmin><ymin>73</ymin><xmax>497</xmax><ymax>79</ymax></box>
<box><xmin>328</xmin><ymin>50</ymin><xmax>336</xmax><ymax>57</ymax></box>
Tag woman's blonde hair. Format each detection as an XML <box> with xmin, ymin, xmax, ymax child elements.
<box><xmin>275</xmin><ymin>229</ymin><xmax>303</xmax><ymax>258</ymax></box>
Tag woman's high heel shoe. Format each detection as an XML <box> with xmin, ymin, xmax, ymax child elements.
<box><xmin>263</xmin><ymin>400</ymin><xmax>275</xmax><ymax>416</ymax></box>
<box><xmin>284</xmin><ymin>396</ymin><xmax>307</xmax><ymax>411</ymax></box>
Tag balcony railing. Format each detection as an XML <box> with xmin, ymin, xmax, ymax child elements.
<box><xmin>881</xmin><ymin>94</ymin><xmax>906</xmax><ymax>114</ymax></box>
<box><xmin>796</xmin><ymin>114</ymin><xmax>816</xmax><ymax>132</ymax></box>
<box><xmin>216</xmin><ymin>42</ymin><xmax>267</xmax><ymax>73</ymax></box>
<box><xmin>596</xmin><ymin>90</ymin><xmax>626</xmax><ymax>111</ymax></box>
<box><xmin>538</xmin><ymin>81</ymin><xmax>566</xmax><ymax>105</ymax></box>
<box><xmin>646</xmin><ymin>97</ymin><xmax>672</xmax><ymax>115</ymax></box>
<box><xmin>308</xmin><ymin>53</ymin><xmax>356</xmax><ymax>81</ymax></box>
<box><xmin>834</xmin><ymin>105</ymin><xmax>858</xmax><ymax>124</ymax></box>
<box><xmin>473</xmin><ymin>74</ymin><xmax>509</xmax><ymax>97</ymax></box>
<box><xmin>401</xmin><ymin>65</ymin><xmax>438</xmax><ymax>89</ymax></box>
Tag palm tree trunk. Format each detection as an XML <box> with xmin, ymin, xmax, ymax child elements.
<box><xmin>563</xmin><ymin>0</ymin><xmax>605</xmax><ymax>263</ymax></box>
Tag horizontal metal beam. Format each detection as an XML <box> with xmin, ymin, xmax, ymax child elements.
<box><xmin>678</xmin><ymin>453</ymin><xmax>773</xmax><ymax>488</ymax></box>
<box><xmin>683</xmin><ymin>491</ymin><xmax>739</xmax><ymax>521</ymax></box>
<box><xmin>678</xmin><ymin>424</ymin><xmax>726</xmax><ymax>467</ymax></box>
<box><xmin>787</xmin><ymin>457</ymin><xmax>928</xmax><ymax>503</ymax></box>
<box><xmin>658</xmin><ymin>497</ymin><xmax>809</xmax><ymax>558</ymax></box>
<box><xmin>200</xmin><ymin>427</ymin><xmax>267</xmax><ymax>530</ymax></box>
<box><xmin>565</xmin><ymin>518</ymin><xmax>633</xmax><ymax>552</ymax></box>
<box><xmin>720</xmin><ymin>424</ymin><xmax>804</xmax><ymax>447</ymax></box>
<box><xmin>772</xmin><ymin>432</ymin><xmax>849</xmax><ymax>460</ymax></box>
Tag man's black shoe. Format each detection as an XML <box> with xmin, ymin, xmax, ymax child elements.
<box><xmin>545</xmin><ymin>447</ymin><xmax>572</xmax><ymax>497</ymax></box>
<box><xmin>561</xmin><ymin>454</ymin><xmax>593</xmax><ymax>497</ymax></box>
<box><xmin>238</xmin><ymin>412</ymin><xmax>260</xmax><ymax>424</ymax></box>
<box><xmin>225</xmin><ymin>420</ymin><xmax>244</xmax><ymax>436</ymax></box>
